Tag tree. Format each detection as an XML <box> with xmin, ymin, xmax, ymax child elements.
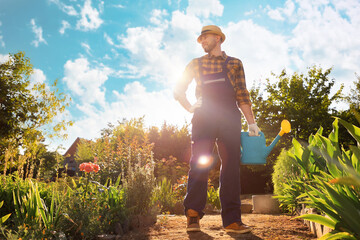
<box><xmin>242</xmin><ymin>66</ymin><xmax>344</xmax><ymax>193</ymax></box>
<box><xmin>148</xmin><ymin>122</ymin><xmax>191</xmax><ymax>183</ymax></box>
<box><xmin>149</xmin><ymin>122</ymin><xmax>191</xmax><ymax>164</ymax></box>
<box><xmin>0</xmin><ymin>52</ymin><xmax>72</xmax><ymax>172</ymax></box>
<box><xmin>251</xmin><ymin>66</ymin><xmax>343</xmax><ymax>142</ymax></box>
<box><xmin>347</xmin><ymin>74</ymin><xmax>360</xmax><ymax>109</ymax></box>
<box><xmin>336</xmin><ymin>73</ymin><xmax>360</xmax><ymax>147</ymax></box>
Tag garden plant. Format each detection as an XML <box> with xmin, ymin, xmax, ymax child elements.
<box><xmin>273</xmin><ymin>113</ymin><xmax>360</xmax><ymax>239</ymax></box>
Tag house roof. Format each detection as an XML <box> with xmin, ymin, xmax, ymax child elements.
<box><xmin>63</xmin><ymin>137</ymin><xmax>82</xmax><ymax>157</ymax></box>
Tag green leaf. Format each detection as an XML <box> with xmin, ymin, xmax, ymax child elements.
<box><xmin>322</xmin><ymin>183</ymin><xmax>360</xmax><ymax>233</ymax></box>
<box><xmin>305</xmin><ymin>189</ymin><xmax>339</xmax><ymax>222</ymax></box>
<box><xmin>330</xmin><ymin>176</ymin><xmax>360</xmax><ymax>187</ymax></box>
<box><xmin>337</xmin><ymin>118</ymin><xmax>360</xmax><ymax>144</ymax></box>
<box><xmin>319</xmin><ymin>135</ymin><xmax>341</xmax><ymax>161</ymax></box>
<box><xmin>292</xmin><ymin>138</ymin><xmax>304</xmax><ymax>160</ymax></box>
<box><xmin>318</xmin><ymin>231</ymin><xmax>357</xmax><ymax>240</ymax></box>
<box><xmin>0</xmin><ymin>213</ymin><xmax>11</xmax><ymax>224</ymax></box>
<box><xmin>352</xmin><ymin>109</ymin><xmax>360</xmax><ymax>125</ymax></box>
<box><xmin>328</xmin><ymin>118</ymin><xmax>339</xmax><ymax>145</ymax></box>
<box><xmin>350</xmin><ymin>146</ymin><xmax>360</xmax><ymax>172</ymax></box>
<box><xmin>295</xmin><ymin>214</ymin><xmax>336</xmax><ymax>229</ymax></box>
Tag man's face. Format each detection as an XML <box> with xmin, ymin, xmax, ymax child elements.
<box><xmin>199</xmin><ymin>34</ymin><xmax>219</xmax><ymax>53</ymax></box>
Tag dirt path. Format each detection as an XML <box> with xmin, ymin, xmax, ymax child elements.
<box><xmin>121</xmin><ymin>213</ymin><xmax>317</xmax><ymax>240</ymax></box>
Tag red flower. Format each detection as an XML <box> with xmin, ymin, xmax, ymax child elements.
<box><xmin>79</xmin><ymin>163</ymin><xmax>86</xmax><ymax>171</ymax></box>
<box><xmin>84</xmin><ymin>163</ymin><xmax>94</xmax><ymax>173</ymax></box>
<box><xmin>79</xmin><ymin>162</ymin><xmax>100</xmax><ymax>173</ymax></box>
<box><xmin>92</xmin><ymin>163</ymin><xmax>100</xmax><ymax>173</ymax></box>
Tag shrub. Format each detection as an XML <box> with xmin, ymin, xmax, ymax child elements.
<box><xmin>59</xmin><ymin>176</ymin><xmax>127</xmax><ymax>239</ymax></box>
<box><xmin>152</xmin><ymin>178</ymin><xmax>177</xmax><ymax>213</ymax></box>
<box><xmin>272</xmin><ymin>148</ymin><xmax>301</xmax><ymax>196</ymax></box>
<box><xmin>277</xmin><ymin>116</ymin><xmax>360</xmax><ymax>239</ymax></box>
<box><xmin>207</xmin><ymin>186</ymin><xmax>220</xmax><ymax>210</ymax></box>
<box><xmin>173</xmin><ymin>175</ymin><xmax>187</xmax><ymax>202</ymax></box>
<box><xmin>124</xmin><ymin>157</ymin><xmax>155</xmax><ymax>216</ymax></box>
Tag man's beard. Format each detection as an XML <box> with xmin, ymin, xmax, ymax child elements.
<box><xmin>202</xmin><ymin>39</ymin><xmax>216</xmax><ymax>53</ymax></box>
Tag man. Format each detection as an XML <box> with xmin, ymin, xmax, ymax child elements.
<box><xmin>173</xmin><ymin>25</ymin><xmax>260</xmax><ymax>234</ymax></box>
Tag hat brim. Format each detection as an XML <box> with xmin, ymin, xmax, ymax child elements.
<box><xmin>197</xmin><ymin>30</ymin><xmax>225</xmax><ymax>43</ymax></box>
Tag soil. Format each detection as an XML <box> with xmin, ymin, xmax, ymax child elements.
<box><xmin>121</xmin><ymin>199</ymin><xmax>317</xmax><ymax>240</ymax></box>
<box><xmin>121</xmin><ymin>214</ymin><xmax>316</xmax><ymax>240</ymax></box>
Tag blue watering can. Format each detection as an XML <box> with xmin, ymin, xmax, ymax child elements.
<box><xmin>241</xmin><ymin>120</ymin><xmax>291</xmax><ymax>165</ymax></box>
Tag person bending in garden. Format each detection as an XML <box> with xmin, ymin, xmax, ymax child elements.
<box><xmin>173</xmin><ymin>25</ymin><xmax>259</xmax><ymax>234</ymax></box>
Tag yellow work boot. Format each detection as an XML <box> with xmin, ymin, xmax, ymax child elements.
<box><xmin>224</xmin><ymin>222</ymin><xmax>252</xmax><ymax>234</ymax></box>
<box><xmin>186</xmin><ymin>209</ymin><xmax>200</xmax><ymax>232</ymax></box>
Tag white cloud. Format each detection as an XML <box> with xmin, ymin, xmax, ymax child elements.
<box><xmin>81</xmin><ymin>42</ymin><xmax>91</xmax><ymax>55</ymax></box>
<box><xmin>62</xmin><ymin>80</ymin><xmax>190</xmax><ymax>152</ymax></box>
<box><xmin>186</xmin><ymin>0</ymin><xmax>223</xmax><ymax>18</ymax></box>
<box><xmin>266</xmin><ymin>0</ymin><xmax>295</xmax><ymax>21</ymax></box>
<box><xmin>59</xmin><ymin>20</ymin><xmax>70</xmax><ymax>34</ymax></box>
<box><xmin>49</xmin><ymin>0</ymin><xmax>78</xmax><ymax>16</ymax></box>
<box><xmin>0</xmin><ymin>35</ymin><xmax>4</xmax><ymax>48</ymax></box>
<box><xmin>334</xmin><ymin>0</ymin><xmax>360</xmax><ymax>25</ymax></box>
<box><xmin>0</xmin><ymin>21</ymin><xmax>4</xmax><ymax>48</ymax></box>
<box><xmin>104</xmin><ymin>33</ymin><xmax>115</xmax><ymax>46</ymax></box>
<box><xmin>63</xmin><ymin>58</ymin><xmax>111</xmax><ymax>106</ymax></box>
<box><xmin>76</xmin><ymin>0</ymin><xmax>103</xmax><ymax>31</ymax></box>
<box><xmin>28</xmin><ymin>69</ymin><xmax>50</xmax><ymax>97</ymax></box>
<box><xmin>111</xmin><ymin>81</ymin><xmax>189</xmax><ymax>126</ymax></box>
<box><xmin>150</xmin><ymin>9</ymin><xmax>168</xmax><ymax>25</ymax></box>
<box><xmin>289</xmin><ymin>0</ymin><xmax>360</xmax><ymax>73</ymax></box>
<box><xmin>30</xmin><ymin>19</ymin><xmax>47</xmax><ymax>47</ymax></box>
<box><xmin>223</xmin><ymin>20</ymin><xmax>290</xmax><ymax>86</ymax></box>
<box><xmin>267</xmin><ymin>8</ymin><xmax>285</xmax><ymax>21</ymax></box>
<box><xmin>0</xmin><ymin>53</ymin><xmax>9</xmax><ymax>63</ymax></box>
<box><xmin>119</xmin><ymin>9</ymin><xmax>202</xmax><ymax>86</ymax></box>
<box><xmin>30</xmin><ymin>68</ymin><xmax>46</xmax><ymax>85</ymax></box>
<box><xmin>112</xmin><ymin>4</ymin><xmax>125</xmax><ymax>8</ymax></box>
<box><xmin>257</xmin><ymin>0</ymin><xmax>360</xmax><ymax>94</ymax></box>
<box><xmin>244</xmin><ymin>10</ymin><xmax>255</xmax><ymax>16</ymax></box>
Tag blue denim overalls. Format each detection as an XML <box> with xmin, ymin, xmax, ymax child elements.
<box><xmin>184</xmin><ymin>56</ymin><xmax>243</xmax><ymax>227</ymax></box>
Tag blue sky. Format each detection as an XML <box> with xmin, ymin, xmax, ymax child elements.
<box><xmin>1</xmin><ymin>0</ymin><xmax>359</xmax><ymax>152</ymax></box>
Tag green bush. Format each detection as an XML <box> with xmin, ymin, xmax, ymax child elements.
<box><xmin>123</xmin><ymin>149</ymin><xmax>156</xmax><ymax>216</ymax></box>
<box><xmin>207</xmin><ymin>186</ymin><xmax>220</xmax><ymax>210</ymax></box>
<box><xmin>272</xmin><ymin>148</ymin><xmax>301</xmax><ymax>196</ymax></box>
<box><xmin>272</xmin><ymin>148</ymin><xmax>304</xmax><ymax>214</ymax></box>
<box><xmin>152</xmin><ymin>178</ymin><xmax>177</xmax><ymax>213</ymax></box>
<box><xmin>276</xmin><ymin>116</ymin><xmax>360</xmax><ymax>239</ymax></box>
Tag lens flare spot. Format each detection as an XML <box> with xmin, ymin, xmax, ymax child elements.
<box><xmin>199</xmin><ymin>156</ymin><xmax>210</xmax><ymax>165</ymax></box>
<box><xmin>198</xmin><ymin>155</ymin><xmax>214</xmax><ymax>169</ymax></box>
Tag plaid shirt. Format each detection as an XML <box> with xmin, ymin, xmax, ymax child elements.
<box><xmin>174</xmin><ymin>52</ymin><xmax>251</xmax><ymax>106</ymax></box>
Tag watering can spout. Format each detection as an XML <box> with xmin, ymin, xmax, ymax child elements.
<box><xmin>241</xmin><ymin>120</ymin><xmax>291</xmax><ymax>165</ymax></box>
<box><xmin>265</xmin><ymin>120</ymin><xmax>291</xmax><ymax>156</ymax></box>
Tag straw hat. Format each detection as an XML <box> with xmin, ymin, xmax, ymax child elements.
<box><xmin>197</xmin><ymin>25</ymin><xmax>226</xmax><ymax>43</ymax></box>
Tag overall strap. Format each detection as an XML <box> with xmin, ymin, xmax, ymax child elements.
<box><xmin>221</xmin><ymin>56</ymin><xmax>232</xmax><ymax>74</ymax></box>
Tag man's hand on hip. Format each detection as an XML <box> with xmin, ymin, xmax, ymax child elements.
<box><xmin>188</xmin><ymin>97</ymin><xmax>202</xmax><ymax>113</ymax></box>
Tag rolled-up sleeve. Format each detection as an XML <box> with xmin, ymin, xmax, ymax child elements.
<box><xmin>233</xmin><ymin>59</ymin><xmax>251</xmax><ymax>106</ymax></box>
<box><xmin>173</xmin><ymin>60</ymin><xmax>195</xmax><ymax>102</ymax></box>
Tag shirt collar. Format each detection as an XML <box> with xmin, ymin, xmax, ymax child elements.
<box><xmin>206</xmin><ymin>51</ymin><xmax>227</xmax><ymax>60</ymax></box>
